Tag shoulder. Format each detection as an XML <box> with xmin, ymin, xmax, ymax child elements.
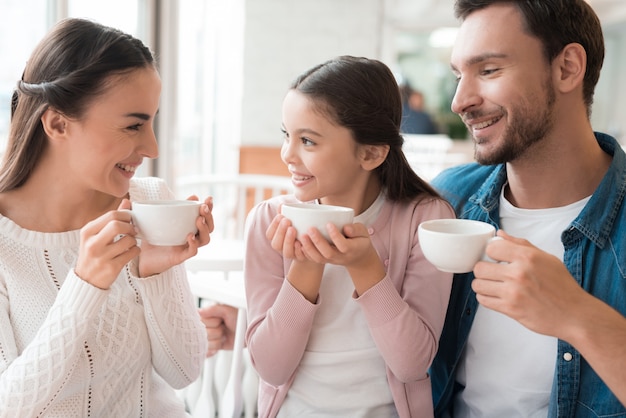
<box><xmin>377</xmin><ymin>195</ymin><xmax>455</xmax><ymax>232</ymax></box>
<box><xmin>430</xmin><ymin>163</ymin><xmax>499</xmax><ymax>208</ymax></box>
<box><xmin>431</xmin><ymin>162</ymin><xmax>494</xmax><ymax>194</ymax></box>
<box><xmin>129</xmin><ymin>177</ymin><xmax>174</xmax><ymax>201</ymax></box>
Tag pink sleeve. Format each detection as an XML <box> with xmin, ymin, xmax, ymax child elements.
<box><xmin>356</xmin><ymin>198</ymin><xmax>454</xmax><ymax>382</ymax></box>
<box><xmin>243</xmin><ymin>197</ymin><xmax>320</xmax><ymax>386</ymax></box>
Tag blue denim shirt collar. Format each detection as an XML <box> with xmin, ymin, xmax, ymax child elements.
<box><xmin>571</xmin><ymin>133</ymin><xmax>626</xmax><ymax>248</ymax></box>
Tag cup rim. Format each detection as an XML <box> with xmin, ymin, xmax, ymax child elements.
<box><xmin>281</xmin><ymin>202</ymin><xmax>354</xmax><ymax>213</ymax></box>
<box><xmin>418</xmin><ymin>218</ymin><xmax>495</xmax><ymax>234</ymax></box>
<box><xmin>133</xmin><ymin>199</ymin><xmax>202</xmax><ymax>207</ymax></box>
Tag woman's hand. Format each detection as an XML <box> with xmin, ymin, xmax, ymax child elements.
<box><xmin>137</xmin><ymin>196</ymin><xmax>214</xmax><ymax>277</ymax></box>
<box><xmin>75</xmin><ymin>199</ymin><xmax>141</xmax><ymax>289</ymax></box>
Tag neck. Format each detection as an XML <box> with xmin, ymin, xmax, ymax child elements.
<box><xmin>0</xmin><ymin>178</ymin><xmax>122</xmax><ymax>232</ymax></box>
<box><xmin>504</xmin><ymin>131</ymin><xmax>611</xmax><ymax>209</ymax></box>
<box><xmin>320</xmin><ymin>176</ymin><xmax>382</xmax><ymax>216</ymax></box>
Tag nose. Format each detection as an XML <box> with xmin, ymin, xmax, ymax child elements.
<box><xmin>451</xmin><ymin>77</ymin><xmax>481</xmax><ymax>115</ymax></box>
<box><xmin>280</xmin><ymin>137</ymin><xmax>296</xmax><ymax>166</ymax></box>
<box><xmin>140</xmin><ymin>126</ymin><xmax>159</xmax><ymax>159</ymax></box>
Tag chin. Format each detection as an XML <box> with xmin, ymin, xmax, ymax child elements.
<box><xmin>109</xmin><ymin>183</ymin><xmax>131</xmax><ymax>199</ymax></box>
<box><xmin>293</xmin><ymin>191</ymin><xmax>317</xmax><ymax>203</ymax></box>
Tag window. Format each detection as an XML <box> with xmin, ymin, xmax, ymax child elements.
<box><xmin>170</xmin><ymin>0</ymin><xmax>245</xmax><ymax>191</ymax></box>
<box><xmin>1</xmin><ymin>0</ymin><xmax>244</xmax><ymax>190</ymax></box>
<box><xmin>0</xmin><ymin>0</ymin><xmax>48</xmax><ymax>153</ymax></box>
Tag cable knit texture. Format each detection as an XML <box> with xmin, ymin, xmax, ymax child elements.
<box><xmin>0</xmin><ymin>177</ymin><xmax>207</xmax><ymax>417</ymax></box>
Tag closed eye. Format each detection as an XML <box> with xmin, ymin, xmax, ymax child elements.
<box><xmin>127</xmin><ymin>123</ymin><xmax>144</xmax><ymax>131</ymax></box>
<box><xmin>480</xmin><ymin>68</ymin><xmax>499</xmax><ymax>76</ymax></box>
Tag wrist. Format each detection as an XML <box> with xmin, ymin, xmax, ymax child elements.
<box><xmin>347</xmin><ymin>252</ymin><xmax>386</xmax><ymax>296</ymax></box>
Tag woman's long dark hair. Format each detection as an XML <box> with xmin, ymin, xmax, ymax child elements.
<box><xmin>290</xmin><ymin>55</ymin><xmax>440</xmax><ymax>202</ymax></box>
<box><xmin>2</xmin><ymin>18</ymin><xmax>155</xmax><ymax>192</ymax></box>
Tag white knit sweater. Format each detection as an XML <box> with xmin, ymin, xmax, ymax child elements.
<box><xmin>0</xmin><ymin>177</ymin><xmax>207</xmax><ymax>417</ymax></box>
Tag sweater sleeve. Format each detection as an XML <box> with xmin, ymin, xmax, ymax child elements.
<box><xmin>0</xmin><ymin>272</ymin><xmax>108</xmax><ymax>417</ymax></box>
<box><xmin>244</xmin><ymin>197</ymin><xmax>320</xmax><ymax>386</ymax></box>
<box><xmin>131</xmin><ymin>262</ymin><xmax>207</xmax><ymax>389</ymax></box>
<box><xmin>128</xmin><ymin>177</ymin><xmax>207</xmax><ymax>388</ymax></box>
<box><xmin>356</xmin><ymin>198</ymin><xmax>455</xmax><ymax>382</ymax></box>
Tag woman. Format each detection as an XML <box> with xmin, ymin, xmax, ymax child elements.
<box><xmin>0</xmin><ymin>18</ymin><xmax>212</xmax><ymax>417</ymax></box>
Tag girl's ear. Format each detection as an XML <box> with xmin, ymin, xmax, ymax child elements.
<box><xmin>40</xmin><ymin>108</ymin><xmax>69</xmax><ymax>141</ymax></box>
<box><xmin>359</xmin><ymin>144</ymin><xmax>390</xmax><ymax>171</ymax></box>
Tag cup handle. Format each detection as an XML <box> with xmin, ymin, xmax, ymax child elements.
<box><xmin>482</xmin><ymin>236</ymin><xmax>504</xmax><ymax>263</ymax></box>
<box><xmin>118</xmin><ymin>209</ymin><xmax>143</xmax><ymax>241</ymax></box>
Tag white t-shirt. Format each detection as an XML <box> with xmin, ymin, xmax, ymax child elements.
<box><xmin>453</xmin><ymin>187</ymin><xmax>590</xmax><ymax>418</ymax></box>
<box><xmin>278</xmin><ymin>193</ymin><xmax>399</xmax><ymax>418</ymax></box>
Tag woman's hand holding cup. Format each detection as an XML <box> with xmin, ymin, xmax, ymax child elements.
<box><xmin>132</xmin><ymin>196</ymin><xmax>214</xmax><ymax>277</ymax></box>
<box><xmin>75</xmin><ymin>199</ymin><xmax>141</xmax><ymax>289</ymax></box>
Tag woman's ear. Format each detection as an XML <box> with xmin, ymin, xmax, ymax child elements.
<box><xmin>359</xmin><ymin>144</ymin><xmax>390</xmax><ymax>171</ymax></box>
<box><xmin>40</xmin><ymin>108</ymin><xmax>69</xmax><ymax>140</ymax></box>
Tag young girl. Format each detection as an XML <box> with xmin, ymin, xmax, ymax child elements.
<box><xmin>244</xmin><ymin>56</ymin><xmax>454</xmax><ymax>418</ymax></box>
<box><xmin>0</xmin><ymin>19</ymin><xmax>212</xmax><ymax>417</ymax></box>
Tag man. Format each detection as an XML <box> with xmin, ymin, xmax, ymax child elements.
<box><xmin>430</xmin><ymin>0</ymin><xmax>626</xmax><ymax>417</ymax></box>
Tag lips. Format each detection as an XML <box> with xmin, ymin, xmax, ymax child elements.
<box><xmin>465</xmin><ymin>117</ymin><xmax>502</xmax><ymax>129</ymax></box>
<box><xmin>116</xmin><ymin>164</ymin><xmax>137</xmax><ymax>173</ymax></box>
<box><xmin>465</xmin><ymin>114</ymin><xmax>502</xmax><ymax>131</ymax></box>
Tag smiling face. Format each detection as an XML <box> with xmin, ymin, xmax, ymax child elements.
<box><xmin>63</xmin><ymin>67</ymin><xmax>161</xmax><ymax>197</ymax></box>
<box><xmin>280</xmin><ymin>90</ymin><xmax>372</xmax><ymax>207</ymax></box>
<box><xmin>450</xmin><ymin>4</ymin><xmax>557</xmax><ymax>165</ymax></box>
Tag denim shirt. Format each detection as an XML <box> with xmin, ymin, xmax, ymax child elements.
<box><xmin>429</xmin><ymin>133</ymin><xmax>626</xmax><ymax>418</ymax></box>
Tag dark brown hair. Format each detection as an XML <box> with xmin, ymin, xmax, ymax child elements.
<box><xmin>290</xmin><ymin>56</ymin><xmax>440</xmax><ymax>202</ymax></box>
<box><xmin>2</xmin><ymin>18</ymin><xmax>155</xmax><ymax>192</ymax></box>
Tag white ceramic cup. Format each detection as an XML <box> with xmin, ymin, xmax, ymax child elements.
<box><xmin>281</xmin><ymin>202</ymin><xmax>354</xmax><ymax>241</ymax></box>
<box><xmin>128</xmin><ymin>200</ymin><xmax>201</xmax><ymax>246</ymax></box>
<box><xmin>418</xmin><ymin>218</ymin><xmax>497</xmax><ymax>273</ymax></box>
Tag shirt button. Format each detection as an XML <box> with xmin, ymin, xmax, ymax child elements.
<box><xmin>563</xmin><ymin>352</ymin><xmax>573</xmax><ymax>361</ymax></box>
<box><xmin>367</xmin><ymin>227</ymin><xmax>374</xmax><ymax>235</ymax></box>
<box><xmin>384</xmin><ymin>259</ymin><xmax>390</xmax><ymax>267</ymax></box>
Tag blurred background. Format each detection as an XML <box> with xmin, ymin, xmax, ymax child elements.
<box><xmin>1</xmin><ymin>0</ymin><xmax>625</xmax><ymax>191</ymax></box>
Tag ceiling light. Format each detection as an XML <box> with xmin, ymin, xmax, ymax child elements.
<box><xmin>428</xmin><ymin>27</ymin><xmax>459</xmax><ymax>48</ymax></box>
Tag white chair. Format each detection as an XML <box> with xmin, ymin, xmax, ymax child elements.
<box><xmin>177</xmin><ymin>173</ymin><xmax>292</xmax><ymax>418</ymax></box>
<box><xmin>176</xmin><ymin>173</ymin><xmax>293</xmax><ymax>240</ymax></box>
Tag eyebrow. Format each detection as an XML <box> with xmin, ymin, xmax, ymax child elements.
<box><xmin>281</xmin><ymin>124</ymin><xmax>323</xmax><ymax>137</ymax></box>
<box><xmin>450</xmin><ymin>52</ymin><xmax>508</xmax><ymax>72</ymax></box>
<box><xmin>124</xmin><ymin>111</ymin><xmax>159</xmax><ymax>121</ymax></box>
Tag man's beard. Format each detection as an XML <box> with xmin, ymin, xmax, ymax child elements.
<box><xmin>473</xmin><ymin>79</ymin><xmax>556</xmax><ymax>166</ymax></box>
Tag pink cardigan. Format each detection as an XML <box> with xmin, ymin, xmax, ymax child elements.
<box><xmin>244</xmin><ymin>194</ymin><xmax>454</xmax><ymax>418</ymax></box>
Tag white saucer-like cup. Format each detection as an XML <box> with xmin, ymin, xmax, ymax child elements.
<box><xmin>281</xmin><ymin>203</ymin><xmax>354</xmax><ymax>241</ymax></box>
<box><xmin>130</xmin><ymin>200</ymin><xmax>201</xmax><ymax>246</ymax></box>
<box><xmin>418</xmin><ymin>219</ymin><xmax>496</xmax><ymax>273</ymax></box>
